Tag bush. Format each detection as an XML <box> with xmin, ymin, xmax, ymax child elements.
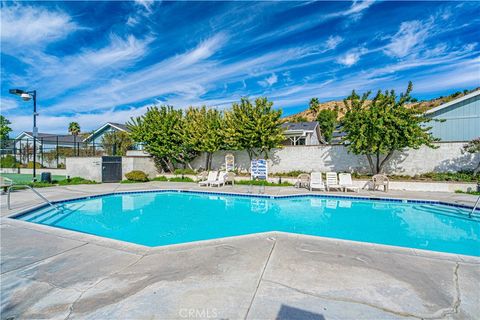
<box><xmin>58</xmin><ymin>177</ymin><xmax>97</xmax><ymax>185</ymax></box>
<box><xmin>272</xmin><ymin>170</ymin><xmax>307</xmax><ymax>177</ymax></box>
<box><xmin>27</xmin><ymin>161</ymin><xmax>42</xmax><ymax>169</ymax></box>
<box><xmin>125</xmin><ymin>170</ymin><xmax>149</xmax><ymax>182</ymax></box>
<box><xmin>174</xmin><ymin>168</ymin><xmax>196</xmax><ymax>175</ymax></box>
<box><xmin>0</xmin><ymin>155</ymin><xmax>18</xmax><ymax>168</ymax></box>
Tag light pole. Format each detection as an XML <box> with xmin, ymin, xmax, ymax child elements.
<box><xmin>9</xmin><ymin>89</ymin><xmax>38</xmax><ymax>182</ymax></box>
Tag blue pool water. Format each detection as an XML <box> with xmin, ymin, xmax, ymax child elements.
<box><xmin>15</xmin><ymin>191</ymin><xmax>480</xmax><ymax>256</ymax></box>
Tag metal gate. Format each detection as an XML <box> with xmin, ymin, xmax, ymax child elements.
<box><xmin>102</xmin><ymin>156</ymin><xmax>122</xmax><ymax>183</ymax></box>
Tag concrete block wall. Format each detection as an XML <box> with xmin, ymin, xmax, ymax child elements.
<box><xmin>190</xmin><ymin>142</ymin><xmax>478</xmax><ymax>175</ymax></box>
<box><xmin>66</xmin><ymin>157</ymin><xmax>102</xmax><ymax>182</ymax></box>
<box><xmin>122</xmin><ymin>156</ymin><xmax>158</xmax><ymax>180</ymax></box>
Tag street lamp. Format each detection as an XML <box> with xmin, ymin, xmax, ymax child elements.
<box><xmin>9</xmin><ymin>88</ymin><xmax>38</xmax><ymax>182</ymax></box>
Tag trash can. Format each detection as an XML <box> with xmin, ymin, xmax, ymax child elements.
<box><xmin>40</xmin><ymin>172</ymin><xmax>51</xmax><ymax>183</ymax></box>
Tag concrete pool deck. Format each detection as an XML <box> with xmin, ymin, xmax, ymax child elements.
<box><xmin>1</xmin><ymin>182</ymin><xmax>479</xmax><ymax>319</ymax></box>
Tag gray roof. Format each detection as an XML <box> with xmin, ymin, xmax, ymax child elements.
<box><xmin>282</xmin><ymin>121</ymin><xmax>318</xmax><ymax>131</ymax></box>
<box><xmin>20</xmin><ymin>132</ymin><xmax>79</xmax><ymax>144</ymax></box>
<box><xmin>425</xmin><ymin>90</ymin><xmax>480</xmax><ymax>115</ymax></box>
<box><xmin>107</xmin><ymin>122</ymin><xmax>129</xmax><ymax>131</ymax></box>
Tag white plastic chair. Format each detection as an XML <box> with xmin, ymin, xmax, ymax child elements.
<box><xmin>310</xmin><ymin>172</ymin><xmax>325</xmax><ymax>191</ymax></box>
<box><xmin>325</xmin><ymin>172</ymin><xmax>343</xmax><ymax>191</ymax></box>
<box><xmin>339</xmin><ymin>173</ymin><xmax>360</xmax><ymax>193</ymax></box>
<box><xmin>210</xmin><ymin>172</ymin><xmax>227</xmax><ymax>187</ymax></box>
<box><xmin>199</xmin><ymin>171</ymin><xmax>218</xmax><ymax>186</ymax></box>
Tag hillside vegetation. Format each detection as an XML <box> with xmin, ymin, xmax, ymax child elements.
<box><xmin>285</xmin><ymin>87</ymin><xmax>479</xmax><ymax>122</ymax></box>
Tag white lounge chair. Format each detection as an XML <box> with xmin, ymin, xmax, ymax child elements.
<box><xmin>1</xmin><ymin>176</ymin><xmax>13</xmax><ymax>193</ymax></box>
<box><xmin>199</xmin><ymin>171</ymin><xmax>218</xmax><ymax>186</ymax></box>
<box><xmin>338</xmin><ymin>173</ymin><xmax>359</xmax><ymax>193</ymax></box>
<box><xmin>310</xmin><ymin>172</ymin><xmax>325</xmax><ymax>191</ymax></box>
<box><xmin>210</xmin><ymin>172</ymin><xmax>227</xmax><ymax>187</ymax></box>
<box><xmin>325</xmin><ymin>172</ymin><xmax>343</xmax><ymax>191</ymax></box>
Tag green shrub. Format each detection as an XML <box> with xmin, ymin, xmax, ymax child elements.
<box><xmin>0</xmin><ymin>155</ymin><xmax>18</xmax><ymax>168</ymax></box>
<box><xmin>125</xmin><ymin>170</ymin><xmax>149</xmax><ymax>182</ymax></box>
<box><xmin>174</xmin><ymin>168</ymin><xmax>196</xmax><ymax>175</ymax></box>
<box><xmin>455</xmin><ymin>190</ymin><xmax>480</xmax><ymax>195</ymax></box>
<box><xmin>151</xmin><ymin>176</ymin><xmax>168</xmax><ymax>181</ymax></box>
<box><xmin>27</xmin><ymin>161</ymin><xmax>42</xmax><ymax>169</ymax></box>
<box><xmin>58</xmin><ymin>177</ymin><xmax>97</xmax><ymax>185</ymax></box>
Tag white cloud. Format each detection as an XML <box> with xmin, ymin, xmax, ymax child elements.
<box><xmin>325</xmin><ymin>35</ymin><xmax>343</xmax><ymax>50</ymax></box>
<box><xmin>0</xmin><ymin>97</ymin><xmax>19</xmax><ymax>112</ymax></box>
<box><xmin>0</xmin><ymin>4</ymin><xmax>78</xmax><ymax>51</ymax></box>
<box><xmin>258</xmin><ymin>73</ymin><xmax>278</xmax><ymax>87</ymax></box>
<box><xmin>337</xmin><ymin>47</ymin><xmax>368</xmax><ymax>66</ymax></box>
<box><xmin>384</xmin><ymin>20</ymin><xmax>431</xmax><ymax>58</ymax></box>
<box><xmin>135</xmin><ymin>0</ymin><xmax>155</xmax><ymax>13</ymax></box>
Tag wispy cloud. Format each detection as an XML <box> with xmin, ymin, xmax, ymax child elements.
<box><xmin>337</xmin><ymin>47</ymin><xmax>368</xmax><ymax>66</ymax></box>
<box><xmin>325</xmin><ymin>35</ymin><xmax>344</xmax><ymax>51</ymax></box>
<box><xmin>0</xmin><ymin>4</ymin><xmax>78</xmax><ymax>51</ymax></box>
<box><xmin>258</xmin><ymin>73</ymin><xmax>278</xmax><ymax>87</ymax></box>
<box><xmin>384</xmin><ymin>20</ymin><xmax>432</xmax><ymax>58</ymax></box>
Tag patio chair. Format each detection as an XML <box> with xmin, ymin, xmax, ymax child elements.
<box><xmin>372</xmin><ymin>174</ymin><xmax>389</xmax><ymax>192</ymax></box>
<box><xmin>295</xmin><ymin>173</ymin><xmax>310</xmax><ymax>189</ymax></box>
<box><xmin>310</xmin><ymin>172</ymin><xmax>325</xmax><ymax>191</ymax></box>
<box><xmin>338</xmin><ymin>173</ymin><xmax>359</xmax><ymax>193</ymax></box>
<box><xmin>199</xmin><ymin>171</ymin><xmax>218</xmax><ymax>187</ymax></box>
<box><xmin>224</xmin><ymin>172</ymin><xmax>236</xmax><ymax>186</ymax></box>
<box><xmin>210</xmin><ymin>172</ymin><xmax>228</xmax><ymax>187</ymax></box>
<box><xmin>325</xmin><ymin>172</ymin><xmax>343</xmax><ymax>191</ymax></box>
<box><xmin>196</xmin><ymin>171</ymin><xmax>208</xmax><ymax>182</ymax></box>
<box><xmin>0</xmin><ymin>176</ymin><xmax>13</xmax><ymax>193</ymax></box>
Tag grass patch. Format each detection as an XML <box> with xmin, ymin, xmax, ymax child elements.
<box><xmin>121</xmin><ymin>179</ymin><xmax>145</xmax><ymax>184</ymax></box>
<box><xmin>0</xmin><ymin>173</ymin><xmax>66</xmax><ymax>184</ymax></box>
<box><xmin>236</xmin><ymin>180</ymin><xmax>293</xmax><ymax>187</ymax></box>
<box><xmin>271</xmin><ymin>170</ymin><xmax>308</xmax><ymax>177</ymax></box>
<box><xmin>455</xmin><ymin>190</ymin><xmax>480</xmax><ymax>196</ymax></box>
<box><xmin>168</xmin><ymin>176</ymin><xmax>195</xmax><ymax>183</ymax></box>
<box><xmin>173</xmin><ymin>168</ymin><xmax>196</xmax><ymax>175</ymax></box>
<box><xmin>151</xmin><ymin>176</ymin><xmax>169</xmax><ymax>182</ymax></box>
<box><xmin>58</xmin><ymin>177</ymin><xmax>97</xmax><ymax>185</ymax></box>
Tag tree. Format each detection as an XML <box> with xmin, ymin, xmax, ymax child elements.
<box><xmin>309</xmin><ymin>98</ymin><xmax>320</xmax><ymax>113</ymax></box>
<box><xmin>68</xmin><ymin>122</ymin><xmax>81</xmax><ymax>136</ymax></box>
<box><xmin>316</xmin><ymin>109</ymin><xmax>337</xmax><ymax>143</ymax></box>
<box><xmin>184</xmin><ymin>106</ymin><xmax>224</xmax><ymax>170</ymax></box>
<box><xmin>463</xmin><ymin>138</ymin><xmax>480</xmax><ymax>176</ymax></box>
<box><xmin>127</xmin><ymin>106</ymin><xmax>186</xmax><ymax>172</ymax></box>
<box><xmin>341</xmin><ymin>82</ymin><xmax>439</xmax><ymax>174</ymax></box>
<box><xmin>224</xmin><ymin>97</ymin><xmax>284</xmax><ymax>160</ymax></box>
<box><xmin>101</xmin><ymin>131</ymin><xmax>133</xmax><ymax>156</ymax></box>
<box><xmin>0</xmin><ymin>115</ymin><xmax>12</xmax><ymax>148</ymax></box>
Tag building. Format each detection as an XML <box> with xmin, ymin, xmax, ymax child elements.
<box><xmin>282</xmin><ymin>121</ymin><xmax>324</xmax><ymax>146</ymax></box>
<box><xmin>83</xmin><ymin>122</ymin><xmax>129</xmax><ymax>145</ymax></box>
<box><xmin>425</xmin><ymin>90</ymin><xmax>480</xmax><ymax>142</ymax></box>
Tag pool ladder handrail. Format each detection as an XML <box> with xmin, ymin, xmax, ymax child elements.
<box><xmin>7</xmin><ymin>184</ymin><xmax>59</xmax><ymax>212</ymax></box>
<box><xmin>470</xmin><ymin>195</ymin><xmax>480</xmax><ymax>218</ymax></box>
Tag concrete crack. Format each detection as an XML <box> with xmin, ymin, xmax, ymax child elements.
<box><xmin>64</xmin><ymin>253</ymin><xmax>146</xmax><ymax>320</ymax></box>
<box><xmin>244</xmin><ymin>238</ymin><xmax>276</xmax><ymax>320</ymax></box>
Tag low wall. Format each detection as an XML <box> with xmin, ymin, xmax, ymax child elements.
<box><xmin>66</xmin><ymin>157</ymin><xmax>102</xmax><ymax>182</ymax></box>
<box><xmin>122</xmin><ymin>156</ymin><xmax>157</xmax><ymax>180</ymax></box>
<box><xmin>190</xmin><ymin>142</ymin><xmax>478</xmax><ymax>175</ymax></box>
<box><xmin>66</xmin><ymin>156</ymin><xmax>158</xmax><ymax>182</ymax></box>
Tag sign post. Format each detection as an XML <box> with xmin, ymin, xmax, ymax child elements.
<box><xmin>251</xmin><ymin>159</ymin><xmax>268</xmax><ymax>180</ymax></box>
<box><xmin>225</xmin><ymin>153</ymin><xmax>235</xmax><ymax>172</ymax></box>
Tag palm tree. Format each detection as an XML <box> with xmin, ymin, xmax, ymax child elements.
<box><xmin>68</xmin><ymin>122</ymin><xmax>81</xmax><ymax>136</ymax></box>
<box><xmin>309</xmin><ymin>98</ymin><xmax>320</xmax><ymax>113</ymax></box>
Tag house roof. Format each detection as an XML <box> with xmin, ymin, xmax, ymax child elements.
<box><xmin>84</xmin><ymin>122</ymin><xmax>129</xmax><ymax>141</ymax></box>
<box><xmin>282</xmin><ymin>121</ymin><xmax>319</xmax><ymax>132</ymax></box>
<box><xmin>15</xmin><ymin>132</ymin><xmax>79</xmax><ymax>144</ymax></box>
<box><xmin>425</xmin><ymin>90</ymin><xmax>480</xmax><ymax>115</ymax></box>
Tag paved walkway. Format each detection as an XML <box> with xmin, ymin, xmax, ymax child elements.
<box><xmin>1</xmin><ymin>183</ymin><xmax>479</xmax><ymax>319</ymax></box>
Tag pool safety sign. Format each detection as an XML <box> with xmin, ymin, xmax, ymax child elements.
<box><xmin>251</xmin><ymin>159</ymin><xmax>268</xmax><ymax>180</ymax></box>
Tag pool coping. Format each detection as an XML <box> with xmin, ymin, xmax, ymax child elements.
<box><xmin>4</xmin><ymin>188</ymin><xmax>480</xmax><ymax>262</ymax></box>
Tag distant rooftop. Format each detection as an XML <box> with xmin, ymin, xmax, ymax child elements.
<box><xmin>282</xmin><ymin>121</ymin><xmax>318</xmax><ymax>131</ymax></box>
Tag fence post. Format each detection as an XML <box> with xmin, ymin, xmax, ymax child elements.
<box><xmin>40</xmin><ymin>137</ymin><xmax>44</xmax><ymax>167</ymax></box>
<box><xmin>56</xmin><ymin>136</ymin><xmax>59</xmax><ymax>168</ymax></box>
<box><xmin>93</xmin><ymin>141</ymin><xmax>95</xmax><ymax>156</ymax></box>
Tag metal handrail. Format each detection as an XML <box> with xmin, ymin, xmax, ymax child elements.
<box><xmin>470</xmin><ymin>196</ymin><xmax>480</xmax><ymax>218</ymax></box>
<box><xmin>7</xmin><ymin>184</ymin><xmax>59</xmax><ymax>211</ymax></box>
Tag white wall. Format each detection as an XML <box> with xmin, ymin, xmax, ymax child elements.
<box><xmin>190</xmin><ymin>142</ymin><xmax>478</xmax><ymax>175</ymax></box>
<box><xmin>66</xmin><ymin>157</ymin><xmax>102</xmax><ymax>181</ymax></box>
<box><xmin>122</xmin><ymin>156</ymin><xmax>158</xmax><ymax>179</ymax></box>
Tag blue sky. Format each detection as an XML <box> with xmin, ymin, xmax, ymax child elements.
<box><xmin>1</xmin><ymin>1</ymin><xmax>479</xmax><ymax>135</ymax></box>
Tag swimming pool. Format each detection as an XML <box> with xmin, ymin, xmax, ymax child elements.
<box><xmin>14</xmin><ymin>190</ymin><xmax>480</xmax><ymax>256</ymax></box>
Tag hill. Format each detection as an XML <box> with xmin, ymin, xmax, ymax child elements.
<box><xmin>284</xmin><ymin>87</ymin><xmax>479</xmax><ymax>122</ymax></box>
